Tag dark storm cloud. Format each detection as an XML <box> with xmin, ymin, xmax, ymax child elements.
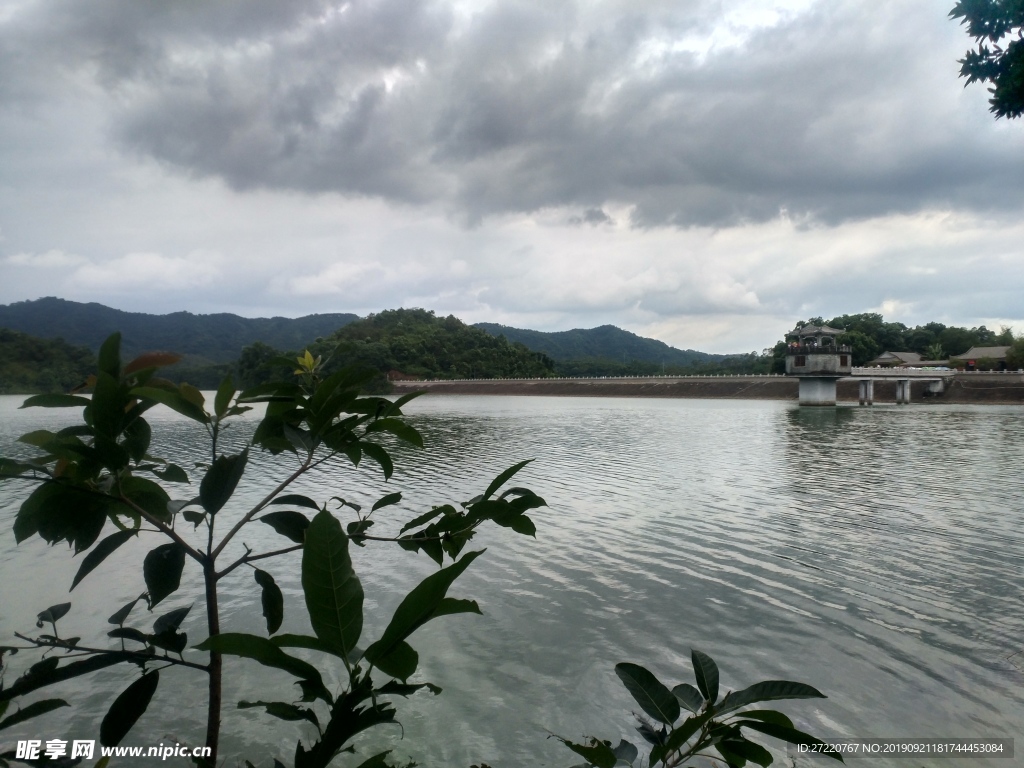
<box><xmin>2</xmin><ymin>0</ymin><xmax>1020</xmax><ymax>226</ymax></box>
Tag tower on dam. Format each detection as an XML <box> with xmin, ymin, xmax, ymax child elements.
<box><xmin>785</xmin><ymin>324</ymin><xmax>852</xmax><ymax>406</ymax></box>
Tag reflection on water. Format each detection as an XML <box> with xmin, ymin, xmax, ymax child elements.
<box><xmin>1</xmin><ymin>395</ymin><xmax>1023</xmax><ymax>766</ymax></box>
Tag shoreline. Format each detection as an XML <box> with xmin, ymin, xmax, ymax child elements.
<box><xmin>392</xmin><ymin>373</ymin><xmax>1024</xmax><ymax>404</ymax></box>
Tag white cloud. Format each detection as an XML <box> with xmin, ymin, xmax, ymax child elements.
<box><xmin>5</xmin><ymin>249</ymin><xmax>87</xmax><ymax>268</ymax></box>
<box><xmin>0</xmin><ymin>0</ymin><xmax>1021</xmax><ymax>355</ymax></box>
<box><xmin>72</xmin><ymin>251</ymin><xmax>222</xmax><ymax>292</ymax></box>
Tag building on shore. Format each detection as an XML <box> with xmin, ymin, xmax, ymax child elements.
<box><xmin>867</xmin><ymin>351</ymin><xmax>921</xmax><ymax>367</ymax></box>
<box><xmin>951</xmin><ymin>346</ymin><xmax>1012</xmax><ymax>371</ymax></box>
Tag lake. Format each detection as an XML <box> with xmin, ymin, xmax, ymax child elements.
<box><xmin>2</xmin><ymin>395</ymin><xmax>1023</xmax><ymax>766</ymax></box>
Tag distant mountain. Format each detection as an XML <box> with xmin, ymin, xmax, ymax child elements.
<box><xmin>474</xmin><ymin>323</ymin><xmax>724</xmax><ymax>367</ymax></box>
<box><xmin>0</xmin><ymin>297</ymin><xmax>359</xmax><ymax>364</ymax></box>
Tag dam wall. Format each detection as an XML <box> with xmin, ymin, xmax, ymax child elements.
<box><xmin>391</xmin><ymin>373</ymin><xmax>1024</xmax><ymax>404</ymax></box>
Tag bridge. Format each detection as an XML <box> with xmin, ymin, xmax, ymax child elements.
<box><xmin>389</xmin><ymin>369</ymin><xmax>1023</xmax><ymax>404</ymax></box>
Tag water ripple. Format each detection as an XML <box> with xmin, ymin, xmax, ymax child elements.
<box><xmin>1</xmin><ymin>395</ymin><xmax>1023</xmax><ymax>766</ymax></box>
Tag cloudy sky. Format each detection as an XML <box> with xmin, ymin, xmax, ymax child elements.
<box><xmin>0</xmin><ymin>0</ymin><xmax>1021</xmax><ymax>352</ymax></box>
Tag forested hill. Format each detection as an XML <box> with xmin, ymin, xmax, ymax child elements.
<box><xmin>0</xmin><ymin>329</ymin><xmax>95</xmax><ymax>394</ymax></box>
<box><xmin>474</xmin><ymin>322</ymin><xmax>723</xmax><ymax>367</ymax></box>
<box><xmin>0</xmin><ymin>297</ymin><xmax>358</xmax><ymax>364</ymax></box>
<box><xmin>248</xmin><ymin>305</ymin><xmax>557</xmax><ymax>382</ymax></box>
<box><xmin>301</xmin><ymin>309</ymin><xmax>555</xmax><ymax>382</ymax></box>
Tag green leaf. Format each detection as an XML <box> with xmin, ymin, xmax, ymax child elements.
<box><xmin>200</xmin><ymin>449</ymin><xmax>249</xmax><ymax>515</ymax></box>
<box><xmin>371</xmin><ymin>492</ymin><xmax>403</xmax><ymax>512</ymax></box>
<box><xmin>238</xmin><ymin>700</ymin><xmax>319</xmax><ymax>728</ymax></box>
<box><xmin>716</xmin><ymin>681</ymin><xmax>826</xmax><ymax>716</ymax></box>
<box><xmin>382</xmin><ymin>391</ymin><xmax>422</xmax><ymax>416</ymax></box>
<box><xmin>613</xmin><ymin>739</ymin><xmax>639</xmax><ymax>764</ymax></box>
<box><xmin>347</xmin><ymin>519</ymin><xmax>374</xmax><ymax>541</ymax></box>
<box><xmin>254</xmin><ymin>569</ymin><xmax>284</xmax><ymax>635</ymax></box>
<box><xmin>36</xmin><ymin>603</ymin><xmax>71</xmax><ymax>627</ymax></box>
<box><xmin>120</xmin><ymin>476</ymin><xmax>172</xmax><ymax>523</ymax></box>
<box><xmin>108</xmin><ymin>627</ymin><xmax>149</xmax><ymax>644</ymax></box>
<box><xmin>89</xmin><ymin>372</ymin><xmax>125</xmax><ymax>440</ymax></box>
<box><xmin>154</xmin><ymin>464</ymin><xmax>190</xmax><ymax>483</ymax></box>
<box><xmin>359</xmin><ymin>441</ymin><xmax>393</xmax><ymax>480</ymax></box>
<box><xmin>673</xmin><ymin>682</ymin><xmax>704</xmax><ymax>714</ymax></box>
<box><xmin>302</xmin><ymin>510</ymin><xmax>363</xmax><ymax>657</ymax></box>
<box><xmin>196</xmin><ymin>633</ymin><xmax>326</xmax><ymax>691</ymax></box>
<box><xmin>153</xmin><ymin>605</ymin><xmax>192</xmax><ymax>635</ymax></box>
<box><xmin>17</xmin><ymin>429</ymin><xmax>58</xmax><ymax>448</ymax></box>
<box><xmin>215</xmin><ymin>376</ymin><xmax>236</xmax><ymax>419</ymax></box>
<box><xmin>260</xmin><ymin>511</ymin><xmax>311</xmax><ymax>544</ymax></box>
<box><xmin>121</xmin><ymin>417</ymin><xmax>151</xmax><ymax>463</ymax></box>
<box><xmin>100</xmin><ymin>671</ymin><xmax>159</xmax><ymax>747</ymax></box>
<box><xmin>652</xmin><ymin>710</ymin><xmax>715</xmax><ymax>764</ymax></box>
<box><xmin>0</xmin><ymin>699</ymin><xmax>69</xmax><ymax>732</ymax></box>
<box><xmin>554</xmin><ymin>737</ymin><xmax>617</xmax><ymax>768</ymax></box>
<box><xmin>398</xmin><ymin>506</ymin><xmax>447</xmax><ymax>534</ymax></box>
<box><xmin>497</xmin><ymin>513</ymin><xmax>536</xmax><ymax>537</ymax></box>
<box><xmin>270</xmin><ymin>634</ymin><xmax>346</xmax><ymax>660</ymax></box>
<box><xmin>374</xmin><ymin>680</ymin><xmax>441</xmax><ymax>697</ymax></box>
<box><xmin>717</xmin><ymin>737</ymin><xmax>774</xmax><ymax>766</ymax></box>
<box><xmin>736</xmin><ymin>721</ymin><xmax>843</xmax><ymax>761</ymax></box>
<box><xmin>370</xmin><ymin>640</ymin><xmax>419</xmax><ymax>681</ymax></box>
<box><xmin>144</xmin><ymin>543</ymin><xmax>185</xmax><ymax>608</ymax></box>
<box><xmin>353</xmin><ymin>752</ymin><xmax>397</xmax><ymax>768</ymax></box>
<box><xmin>108</xmin><ymin>595</ymin><xmax>144</xmax><ymax>626</ymax></box>
<box><xmin>0</xmin><ymin>457</ymin><xmax>42</xmax><ymax>477</ymax></box>
<box><xmin>19</xmin><ymin>394</ymin><xmax>92</xmax><ymax>409</ymax></box>
<box><xmin>269</xmin><ymin>494</ymin><xmax>321</xmax><ymax>511</ymax></box>
<box><xmin>364</xmin><ymin>550</ymin><xmax>484</xmax><ymax>667</ymax></box>
<box><xmin>97</xmin><ymin>333</ymin><xmax>122</xmax><ymax>379</ymax></box>
<box><xmin>615</xmin><ymin>663</ymin><xmax>680</xmax><ymax>725</ymax></box>
<box><xmin>429</xmin><ymin>597</ymin><xmax>482</xmax><ymax>619</ymax></box>
<box><xmin>365</xmin><ymin>418</ymin><xmax>423</xmax><ymax>447</ymax></box>
<box><xmin>0</xmin><ymin>655</ymin><xmax>132</xmax><ymax>703</ymax></box>
<box><xmin>732</xmin><ymin>709</ymin><xmax>794</xmax><ymax>729</ymax></box>
<box><xmin>148</xmin><ymin>629</ymin><xmax>187</xmax><ymax>654</ymax></box>
<box><xmin>131</xmin><ymin>386</ymin><xmax>210</xmax><ymax>424</ymax></box>
<box><xmin>692</xmin><ymin>649</ymin><xmax>720</xmax><ymax>704</ymax></box>
<box><xmin>483</xmin><ymin>459</ymin><xmax>532</xmax><ymax>500</ymax></box>
<box><xmin>71</xmin><ymin>530</ymin><xmax>136</xmax><ymax>590</ymax></box>
<box><xmin>14</xmin><ymin>481</ymin><xmax>109</xmax><ymax>551</ymax></box>
<box><xmin>179</xmin><ymin>383</ymin><xmax>205</xmax><ymax>408</ymax></box>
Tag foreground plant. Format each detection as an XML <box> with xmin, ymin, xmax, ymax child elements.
<box><xmin>0</xmin><ymin>334</ymin><xmax>544</xmax><ymax>767</ymax></box>
<box><xmin>557</xmin><ymin>649</ymin><xmax>842</xmax><ymax>767</ymax></box>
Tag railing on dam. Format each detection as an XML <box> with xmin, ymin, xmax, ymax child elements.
<box><xmin>392</xmin><ymin>369</ymin><xmax>1024</xmax><ymax>384</ymax></box>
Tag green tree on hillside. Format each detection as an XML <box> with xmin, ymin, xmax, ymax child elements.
<box><xmin>0</xmin><ymin>329</ymin><xmax>96</xmax><ymax>394</ymax></box>
<box><xmin>310</xmin><ymin>309</ymin><xmax>555</xmax><ymax>381</ymax></box>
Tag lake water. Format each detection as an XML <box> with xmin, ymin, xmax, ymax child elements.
<box><xmin>1</xmin><ymin>394</ymin><xmax>1023</xmax><ymax>767</ymax></box>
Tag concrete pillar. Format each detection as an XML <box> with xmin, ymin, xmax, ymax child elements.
<box><xmin>798</xmin><ymin>377</ymin><xmax>837</xmax><ymax>406</ymax></box>
<box><xmin>896</xmin><ymin>378</ymin><xmax>910</xmax><ymax>404</ymax></box>
<box><xmin>858</xmin><ymin>379</ymin><xmax>875</xmax><ymax>406</ymax></box>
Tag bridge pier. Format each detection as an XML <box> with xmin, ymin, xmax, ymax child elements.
<box><xmin>798</xmin><ymin>377</ymin><xmax>839</xmax><ymax>406</ymax></box>
<box><xmin>858</xmin><ymin>379</ymin><xmax>874</xmax><ymax>406</ymax></box>
<box><xmin>896</xmin><ymin>378</ymin><xmax>910</xmax><ymax>405</ymax></box>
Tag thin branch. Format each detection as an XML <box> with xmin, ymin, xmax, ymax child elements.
<box><xmin>210</xmin><ymin>448</ymin><xmax>337</xmax><ymax>562</ymax></box>
<box><xmin>0</xmin><ymin>472</ymin><xmax>54</xmax><ymax>482</ymax></box>
<box><xmin>117</xmin><ymin>492</ymin><xmax>205</xmax><ymax>564</ymax></box>
<box><xmin>210</xmin><ymin>454</ymin><xmax>315</xmax><ymax>561</ymax></box>
<box><xmin>217</xmin><ymin>544</ymin><xmax>304</xmax><ymax>580</ymax></box>
<box><xmin>13</xmin><ymin>633</ymin><xmax>209</xmax><ymax>673</ymax></box>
